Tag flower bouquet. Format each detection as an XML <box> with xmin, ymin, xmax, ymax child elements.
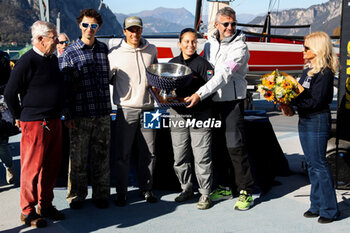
<box><xmin>257</xmin><ymin>69</ymin><xmax>304</xmax><ymax>105</ymax></box>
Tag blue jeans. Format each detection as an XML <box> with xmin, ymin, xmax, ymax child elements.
<box><xmin>0</xmin><ymin>138</ymin><xmax>12</xmax><ymax>168</ymax></box>
<box><xmin>298</xmin><ymin>112</ymin><xmax>338</xmax><ymax>219</ymax></box>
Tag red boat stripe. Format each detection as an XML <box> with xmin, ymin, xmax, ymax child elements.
<box><xmin>248</xmin><ymin>51</ymin><xmax>304</xmax><ymax>65</ymax></box>
<box><xmin>157</xmin><ymin>47</ymin><xmax>174</xmax><ymax>59</ymax></box>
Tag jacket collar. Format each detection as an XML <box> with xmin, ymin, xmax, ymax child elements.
<box><xmin>180</xmin><ymin>52</ymin><xmax>198</xmax><ymax>63</ymax></box>
<box><xmin>76</xmin><ymin>37</ymin><xmax>101</xmax><ymax>49</ymax></box>
<box><xmin>214</xmin><ymin>29</ymin><xmax>241</xmax><ymax>44</ymax></box>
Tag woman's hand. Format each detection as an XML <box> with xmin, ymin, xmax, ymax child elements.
<box><xmin>279</xmin><ymin>104</ymin><xmax>295</xmax><ymax>116</ymax></box>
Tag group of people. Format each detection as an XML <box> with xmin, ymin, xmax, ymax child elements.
<box><xmin>1</xmin><ymin>5</ymin><xmax>339</xmax><ymax>229</ymax></box>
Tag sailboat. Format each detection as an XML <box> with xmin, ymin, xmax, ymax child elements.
<box><xmin>102</xmin><ymin>0</ymin><xmax>309</xmax><ymax>86</ymax></box>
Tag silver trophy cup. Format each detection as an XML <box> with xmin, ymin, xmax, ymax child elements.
<box><xmin>146</xmin><ymin>63</ymin><xmax>192</xmax><ymax>106</ymax></box>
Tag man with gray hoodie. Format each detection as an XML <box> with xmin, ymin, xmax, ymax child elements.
<box><xmin>108</xmin><ymin>16</ymin><xmax>158</xmax><ymax>206</ymax></box>
<box><xmin>185</xmin><ymin>7</ymin><xmax>255</xmax><ymax>211</ymax></box>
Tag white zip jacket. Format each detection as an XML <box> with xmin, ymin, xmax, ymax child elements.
<box><xmin>108</xmin><ymin>38</ymin><xmax>158</xmax><ymax>109</ymax></box>
<box><xmin>196</xmin><ymin>30</ymin><xmax>249</xmax><ymax>102</ymax></box>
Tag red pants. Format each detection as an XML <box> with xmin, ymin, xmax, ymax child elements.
<box><xmin>20</xmin><ymin>119</ymin><xmax>62</xmax><ymax>215</ymax></box>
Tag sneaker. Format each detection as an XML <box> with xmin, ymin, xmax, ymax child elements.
<box><xmin>234</xmin><ymin>190</ymin><xmax>253</xmax><ymax>211</ymax></box>
<box><xmin>38</xmin><ymin>206</ymin><xmax>65</xmax><ymax>220</ymax></box>
<box><xmin>209</xmin><ymin>185</ymin><xmax>232</xmax><ymax>201</ymax></box>
<box><xmin>196</xmin><ymin>195</ymin><xmax>212</xmax><ymax>210</ymax></box>
<box><xmin>174</xmin><ymin>189</ymin><xmax>194</xmax><ymax>202</ymax></box>
<box><xmin>140</xmin><ymin>190</ymin><xmax>158</xmax><ymax>203</ymax></box>
<box><xmin>115</xmin><ymin>193</ymin><xmax>127</xmax><ymax>207</ymax></box>
<box><xmin>20</xmin><ymin>212</ymin><xmax>47</xmax><ymax>228</ymax></box>
<box><xmin>6</xmin><ymin>166</ymin><xmax>15</xmax><ymax>184</ymax></box>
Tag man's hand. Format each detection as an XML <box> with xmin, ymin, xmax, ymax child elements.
<box><xmin>64</xmin><ymin>119</ymin><xmax>76</xmax><ymax>128</ymax></box>
<box><xmin>184</xmin><ymin>93</ymin><xmax>200</xmax><ymax>108</ymax></box>
<box><xmin>15</xmin><ymin>119</ymin><xmax>21</xmax><ymax>129</ymax></box>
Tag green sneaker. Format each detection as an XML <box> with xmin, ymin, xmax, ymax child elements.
<box><xmin>209</xmin><ymin>185</ymin><xmax>232</xmax><ymax>201</ymax></box>
<box><xmin>234</xmin><ymin>190</ymin><xmax>253</xmax><ymax>211</ymax></box>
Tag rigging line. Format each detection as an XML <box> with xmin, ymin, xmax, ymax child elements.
<box><xmin>274</xmin><ymin>0</ymin><xmax>280</xmax><ymax>34</ymax></box>
<box><xmin>268</xmin><ymin>0</ymin><xmax>279</xmax><ymax>12</ymax></box>
<box><xmin>268</xmin><ymin>0</ymin><xmax>273</xmax><ymax>12</ymax></box>
<box><xmin>231</xmin><ymin>0</ymin><xmax>248</xmax><ymax>9</ymax></box>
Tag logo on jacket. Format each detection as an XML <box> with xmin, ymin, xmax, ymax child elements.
<box><xmin>207</xmin><ymin>70</ymin><xmax>214</xmax><ymax>80</ymax></box>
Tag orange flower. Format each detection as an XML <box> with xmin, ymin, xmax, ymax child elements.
<box><xmin>265</xmin><ymin>91</ymin><xmax>274</xmax><ymax>101</ymax></box>
<box><xmin>282</xmin><ymin>81</ymin><xmax>292</xmax><ymax>89</ymax></box>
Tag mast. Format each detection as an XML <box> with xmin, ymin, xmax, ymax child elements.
<box><xmin>39</xmin><ymin>0</ymin><xmax>50</xmax><ymax>22</ymax></box>
<box><xmin>194</xmin><ymin>0</ymin><xmax>202</xmax><ymax>31</ymax></box>
<box><xmin>262</xmin><ymin>12</ymin><xmax>271</xmax><ymax>42</ymax></box>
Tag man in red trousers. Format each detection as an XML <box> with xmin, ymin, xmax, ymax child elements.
<box><xmin>4</xmin><ymin>21</ymin><xmax>65</xmax><ymax>228</ymax></box>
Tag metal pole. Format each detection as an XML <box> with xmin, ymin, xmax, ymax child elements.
<box><xmin>56</xmin><ymin>12</ymin><xmax>61</xmax><ymax>34</ymax></box>
<box><xmin>194</xmin><ymin>0</ymin><xmax>202</xmax><ymax>31</ymax></box>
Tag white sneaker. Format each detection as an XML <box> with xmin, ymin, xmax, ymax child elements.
<box><xmin>196</xmin><ymin>195</ymin><xmax>212</xmax><ymax>210</ymax></box>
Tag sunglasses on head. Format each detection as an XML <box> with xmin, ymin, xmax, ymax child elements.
<box><xmin>81</xmin><ymin>22</ymin><xmax>99</xmax><ymax>30</ymax></box>
<box><xmin>219</xmin><ymin>21</ymin><xmax>237</xmax><ymax>28</ymax></box>
<box><xmin>58</xmin><ymin>40</ymin><xmax>69</xmax><ymax>45</ymax></box>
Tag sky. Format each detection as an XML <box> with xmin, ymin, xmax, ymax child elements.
<box><xmin>103</xmin><ymin>0</ymin><xmax>330</xmax><ymax>15</ymax></box>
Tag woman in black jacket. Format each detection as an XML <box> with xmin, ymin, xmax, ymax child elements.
<box><xmin>283</xmin><ymin>31</ymin><xmax>339</xmax><ymax>224</ymax></box>
<box><xmin>168</xmin><ymin>28</ymin><xmax>214</xmax><ymax>210</ymax></box>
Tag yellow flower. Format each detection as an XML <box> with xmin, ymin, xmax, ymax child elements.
<box><xmin>257</xmin><ymin>69</ymin><xmax>304</xmax><ymax>104</ymax></box>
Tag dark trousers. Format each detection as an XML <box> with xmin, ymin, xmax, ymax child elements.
<box><xmin>213</xmin><ymin>100</ymin><xmax>254</xmax><ymax>194</ymax></box>
<box><xmin>114</xmin><ymin>108</ymin><xmax>156</xmax><ymax>194</ymax></box>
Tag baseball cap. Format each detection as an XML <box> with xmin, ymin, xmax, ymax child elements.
<box><xmin>124</xmin><ymin>16</ymin><xmax>143</xmax><ymax>29</ymax></box>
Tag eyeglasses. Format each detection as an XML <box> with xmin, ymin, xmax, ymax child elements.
<box><xmin>218</xmin><ymin>21</ymin><xmax>237</xmax><ymax>28</ymax></box>
<box><xmin>81</xmin><ymin>22</ymin><xmax>99</xmax><ymax>30</ymax></box>
<box><xmin>58</xmin><ymin>40</ymin><xmax>69</xmax><ymax>45</ymax></box>
<box><xmin>304</xmin><ymin>45</ymin><xmax>310</xmax><ymax>52</ymax></box>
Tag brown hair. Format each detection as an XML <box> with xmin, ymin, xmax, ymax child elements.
<box><xmin>76</xmin><ymin>9</ymin><xmax>103</xmax><ymax>25</ymax></box>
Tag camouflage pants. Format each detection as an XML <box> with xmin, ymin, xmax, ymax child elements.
<box><xmin>66</xmin><ymin>116</ymin><xmax>110</xmax><ymax>203</ymax></box>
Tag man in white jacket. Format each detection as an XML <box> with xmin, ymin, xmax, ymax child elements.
<box><xmin>108</xmin><ymin>16</ymin><xmax>158</xmax><ymax>206</ymax></box>
<box><xmin>185</xmin><ymin>7</ymin><xmax>254</xmax><ymax>211</ymax></box>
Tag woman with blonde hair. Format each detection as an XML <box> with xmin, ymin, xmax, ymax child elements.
<box><xmin>284</xmin><ymin>31</ymin><xmax>339</xmax><ymax>223</ymax></box>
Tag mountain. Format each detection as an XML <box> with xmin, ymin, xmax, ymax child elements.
<box><xmin>115</xmin><ymin>13</ymin><xmax>187</xmax><ymax>34</ymax></box>
<box><xmin>115</xmin><ymin>7</ymin><xmax>194</xmax><ymax>34</ymax></box>
<box><xmin>115</xmin><ymin>8</ymin><xmax>258</xmax><ymax>34</ymax></box>
<box><xmin>0</xmin><ymin>0</ymin><xmax>123</xmax><ymax>45</ymax></box>
<box><xmin>135</xmin><ymin>7</ymin><xmax>194</xmax><ymax>28</ymax></box>
<box><xmin>237</xmin><ymin>14</ymin><xmax>258</xmax><ymax>24</ymax></box>
<box><xmin>245</xmin><ymin>0</ymin><xmax>341</xmax><ymax>36</ymax></box>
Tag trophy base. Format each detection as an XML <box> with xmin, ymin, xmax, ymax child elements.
<box><xmin>149</xmin><ymin>87</ymin><xmax>189</xmax><ymax>107</ymax></box>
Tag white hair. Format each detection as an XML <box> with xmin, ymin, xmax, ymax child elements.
<box><xmin>58</xmin><ymin>32</ymin><xmax>70</xmax><ymax>43</ymax></box>
<box><xmin>31</xmin><ymin>21</ymin><xmax>56</xmax><ymax>45</ymax></box>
